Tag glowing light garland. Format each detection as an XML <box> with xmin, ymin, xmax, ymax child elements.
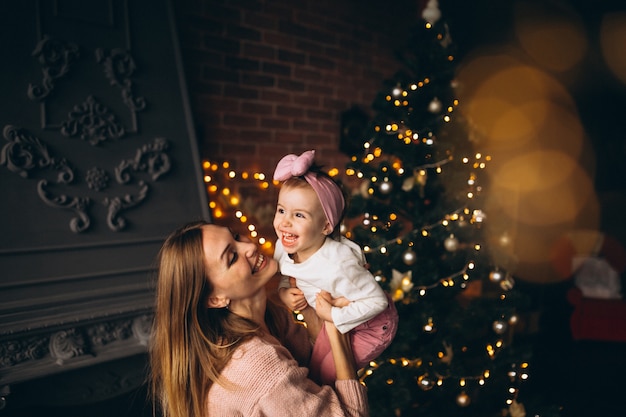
<box><xmin>200</xmin><ymin>68</ymin><xmax>527</xmax><ymax>413</ymax></box>
<box><xmin>201</xmin><ymin>153</ymin><xmax>526</xmax><ymax>411</ymax></box>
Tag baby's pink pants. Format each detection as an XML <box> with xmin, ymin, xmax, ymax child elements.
<box><xmin>309</xmin><ymin>294</ymin><xmax>398</xmax><ymax>385</ymax></box>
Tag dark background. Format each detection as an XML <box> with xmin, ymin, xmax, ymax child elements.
<box><xmin>2</xmin><ymin>1</ymin><xmax>625</xmax><ymax>416</ymax></box>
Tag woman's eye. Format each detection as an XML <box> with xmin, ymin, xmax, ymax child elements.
<box><xmin>230</xmin><ymin>251</ymin><xmax>238</xmax><ymax>265</ymax></box>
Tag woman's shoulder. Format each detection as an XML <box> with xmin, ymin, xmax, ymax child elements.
<box><xmin>230</xmin><ymin>334</ymin><xmax>296</xmax><ymax>372</ymax></box>
<box><xmin>208</xmin><ymin>336</ymin><xmax>308</xmax><ymax>414</ymax></box>
<box><xmin>218</xmin><ymin>335</ymin><xmax>308</xmax><ymax>392</ymax></box>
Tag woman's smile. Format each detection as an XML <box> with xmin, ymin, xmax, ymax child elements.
<box><xmin>252</xmin><ymin>253</ymin><xmax>267</xmax><ymax>273</ymax></box>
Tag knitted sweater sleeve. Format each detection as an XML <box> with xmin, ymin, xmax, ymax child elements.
<box><xmin>208</xmin><ymin>337</ymin><xmax>369</xmax><ymax>417</ymax></box>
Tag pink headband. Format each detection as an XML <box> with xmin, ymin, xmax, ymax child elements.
<box><xmin>273</xmin><ymin>150</ymin><xmax>345</xmax><ymax>229</ymax></box>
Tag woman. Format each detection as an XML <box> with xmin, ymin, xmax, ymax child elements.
<box><xmin>149</xmin><ymin>220</ymin><xmax>369</xmax><ymax>417</ymax></box>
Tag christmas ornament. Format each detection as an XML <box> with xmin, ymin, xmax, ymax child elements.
<box><xmin>359</xmin><ymin>180</ymin><xmax>371</xmax><ymax>198</ymax></box>
<box><xmin>421</xmin><ymin>0</ymin><xmax>441</xmax><ymax>24</ymax></box>
<box><xmin>402</xmin><ymin>176</ymin><xmax>414</xmax><ymax>192</ymax></box>
<box><xmin>489</xmin><ymin>269</ymin><xmax>503</xmax><ymax>283</ymax></box>
<box><xmin>456</xmin><ymin>391</ymin><xmax>471</xmax><ymax>407</ymax></box>
<box><xmin>390</xmin><ymin>269</ymin><xmax>413</xmax><ymax>300</ymax></box>
<box><xmin>509</xmin><ymin>400</ymin><xmax>527</xmax><ymax>417</ymax></box>
<box><xmin>472</xmin><ymin>209</ymin><xmax>486</xmax><ymax>223</ymax></box>
<box><xmin>428</xmin><ymin>97</ymin><xmax>442</xmax><ymax>113</ymax></box>
<box><xmin>492</xmin><ymin>320</ymin><xmax>508</xmax><ymax>335</ymax></box>
<box><xmin>402</xmin><ymin>169</ymin><xmax>427</xmax><ymax>197</ymax></box>
<box><xmin>500</xmin><ymin>274</ymin><xmax>515</xmax><ymax>291</ymax></box>
<box><xmin>378</xmin><ymin>179</ymin><xmax>392</xmax><ymax>194</ymax></box>
<box><xmin>402</xmin><ymin>248</ymin><xmax>417</xmax><ymax>265</ymax></box>
<box><xmin>444</xmin><ymin>234</ymin><xmax>459</xmax><ymax>251</ymax></box>
<box><xmin>423</xmin><ymin>317</ymin><xmax>435</xmax><ymax>332</ymax></box>
<box><xmin>417</xmin><ymin>374</ymin><xmax>435</xmax><ymax>391</ymax></box>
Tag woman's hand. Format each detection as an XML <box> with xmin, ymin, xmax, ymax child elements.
<box><xmin>315</xmin><ymin>290</ymin><xmax>351</xmax><ymax>322</ymax></box>
<box><xmin>324</xmin><ymin>321</ymin><xmax>357</xmax><ymax>380</ymax></box>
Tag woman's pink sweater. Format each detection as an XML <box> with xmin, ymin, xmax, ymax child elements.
<box><xmin>206</xmin><ymin>327</ymin><xmax>369</xmax><ymax>416</ymax></box>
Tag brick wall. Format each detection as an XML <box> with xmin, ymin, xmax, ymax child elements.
<box><xmin>172</xmin><ymin>0</ymin><xmax>422</xmax><ymax>237</ymax></box>
<box><xmin>173</xmin><ymin>0</ymin><xmax>420</xmax><ymax>175</ymax></box>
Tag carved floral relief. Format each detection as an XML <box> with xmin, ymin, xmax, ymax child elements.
<box><xmin>1</xmin><ymin>125</ymin><xmax>170</xmax><ymax>232</ymax></box>
<box><xmin>1</xmin><ymin>35</ymin><xmax>169</xmax><ymax>233</ymax></box>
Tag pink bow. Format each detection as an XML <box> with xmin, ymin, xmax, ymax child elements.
<box><xmin>272</xmin><ymin>150</ymin><xmax>345</xmax><ymax>229</ymax></box>
<box><xmin>273</xmin><ymin>150</ymin><xmax>316</xmax><ymax>181</ymax></box>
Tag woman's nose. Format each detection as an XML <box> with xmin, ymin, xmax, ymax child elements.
<box><xmin>238</xmin><ymin>240</ymin><xmax>257</xmax><ymax>257</ymax></box>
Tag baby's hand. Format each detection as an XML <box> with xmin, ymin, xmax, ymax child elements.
<box><xmin>330</xmin><ymin>295</ymin><xmax>351</xmax><ymax>308</ymax></box>
<box><xmin>278</xmin><ymin>278</ymin><xmax>308</xmax><ymax>311</ymax></box>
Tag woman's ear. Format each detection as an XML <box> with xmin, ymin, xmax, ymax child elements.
<box><xmin>207</xmin><ymin>295</ymin><xmax>230</xmax><ymax>309</ymax></box>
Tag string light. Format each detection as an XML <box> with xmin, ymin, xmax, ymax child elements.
<box><xmin>202</xmin><ymin>160</ymin><xmax>280</xmax><ymax>249</ymax></box>
<box><xmin>203</xmin><ymin>141</ymin><xmax>522</xmax><ymax>412</ymax></box>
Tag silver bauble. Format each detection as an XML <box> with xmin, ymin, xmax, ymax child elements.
<box><xmin>492</xmin><ymin>320</ymin><xmax>508</xmax><ymax>335</ymax></box>
<box><xmin>489</xmin><ymin>270</ymin><xmax>503</xmax><ymax>283</ymax></box>
<box><xmin>402</xmin><ymin>248</ymin><xmax>417</xmax><ymax>265</ymax></box>
<box><xmin>428</xmin><ymin>97</ymin><xmax>442</xmax><ymax>113</ymax></box>
<box><xmin>379</xmin><ymin>180</ymin><xmax>392</xmax><ymax>194</ymax></box>
<box><xmin>456</xmin><ymin>391</ymin><xmax>471</xmax><ymax>407</ymax></box>
<box><xmin>417</xmin><ymin>374</ymin><xmax>435</xmax><ymax>391</ymax></box>
<box><xmin>444</xmin><ymin>234</ymin><xmax>459</xmax><ymax>251</ymax></box>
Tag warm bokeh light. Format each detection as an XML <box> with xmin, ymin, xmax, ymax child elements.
<box><xmin>514</xmin><ymin>1</ymin><xmax>588</xmax><ymax>72</ymax></box>
<box><xmin>457</xmin><ymin>43</ymin><xmax>600</xmax><ymax>283</ymax></box>
<box><xmin>484</xmin><ymin>151</ymin><xmax>600</xmax><ymax>283</ymax></box>
<box><xmin>600</xmin><ymin>12</ymin><xmax>626</xmax><ymax>85</ymax></box>
<box><xmin>457</xmin><ymin>55</ymin><xmax>578</xmax><ymax>157</ymax></box>
<box><xmin>491</xmin><ymin>151</ymin><xmax>594</xmax><ymax>226</ymax></box>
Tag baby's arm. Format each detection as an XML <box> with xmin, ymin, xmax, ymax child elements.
<box><xmin>329</xmin><ymin>260</ymin><xmax>389</xmax><ymax>334</ymax></box>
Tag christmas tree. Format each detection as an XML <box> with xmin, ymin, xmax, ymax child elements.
<box><xmin>340</xmin><ymin>2</ymin><xmax>553</xmax><ymax>416</ymax></box>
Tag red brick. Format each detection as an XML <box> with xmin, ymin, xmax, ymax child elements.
<box><xmin>242</xmin><ymin>42</ymin><xmax>275</xmax><ymax>59</ymax></box>
<box><xmin>276</xmin><ymin>105</ymin><xmax>304</xmax><ymax>118</ymax></box>
<box><xmin>241</xmin><ymin>73</ymin><xmax>275</xmax><ymax>87</ymax></box>
<box><xmin>176</xmin><ymin>0</ymin><xmax>418</xmax><ymax>175</ymax></box>
<box><xmin>260</xmin><ymin>90</ymin><xmax>291</xmax><ymax>103</ymax></box>
<box><xmin>260</xmin><ymin>117</ymin><xmax>288</xmax><ymax>129</ymax></box>
<box><xmin>224</xmin><ymin>113</ymin><xmax>258</xmax><ymax>128</ymax></box>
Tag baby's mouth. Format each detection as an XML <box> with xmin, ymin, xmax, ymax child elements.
<box><xmin>281</xmin><ymin>232</ymin><xmax>298</xmax><ymax>245</ymax></box>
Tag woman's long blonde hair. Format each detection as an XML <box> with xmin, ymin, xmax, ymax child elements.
<box><xmin>149</xmin><ymin>220</ymin><xmax>272</xmax><ymax>417</ymax></box>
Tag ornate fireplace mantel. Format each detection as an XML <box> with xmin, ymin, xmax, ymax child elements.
<box><xmin>0</xmin><ymin>0</ymin><xmax>209</xmax><ymax>411</ymax></box>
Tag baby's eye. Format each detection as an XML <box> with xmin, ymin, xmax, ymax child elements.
<box><xmin>277</xmin><ymin>207</ymin><xmax>284</xmax><ymax>214</ymax></box>
<box><xmin>296</xmin><ymin>212</ymin><xmax>305</xmax><ymax>218</ymax></box>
